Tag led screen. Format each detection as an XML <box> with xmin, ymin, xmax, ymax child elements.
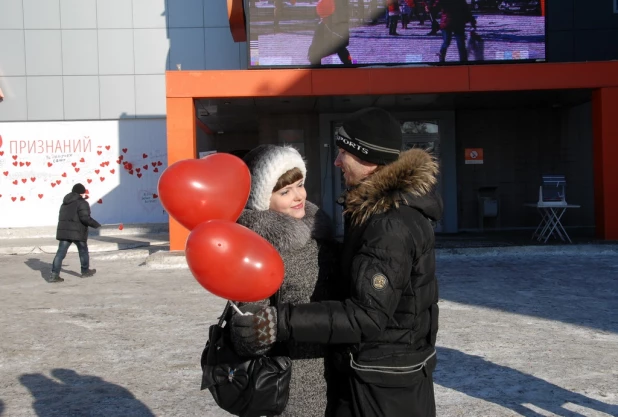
<box><xmin>247</xmin><ymin>0</ymin><xmax>546</xmax><ymax>68</ymax></box>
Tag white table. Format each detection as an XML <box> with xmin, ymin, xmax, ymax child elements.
<box><xmin>524</xmin><ymin>203</ymin><xmax>581</xmax><ymax>243</ymax></box>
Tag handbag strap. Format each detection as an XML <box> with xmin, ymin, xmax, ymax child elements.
<box><xmin>217</xmin><ymin>290</ymin><xmax>280</xmax><ymax>328</ymax></box>
<box><xmin>269</xmin><ymin>290</ymin><xmax>280</xmax><ymax>307</ymax></box>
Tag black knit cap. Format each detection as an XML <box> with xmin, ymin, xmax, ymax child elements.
<box><xmin>336</xmin><ymin>107</ymin><xmax>402</xmax><ymax>165</ymax></box>
<box><xmin>72</xmin><ymin>183</ymin><xmax>86</xmax><ymax>194</ymax></box>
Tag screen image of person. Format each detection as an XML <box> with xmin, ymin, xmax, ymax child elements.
<box><xmin>247</xmin><ymin>0</ymin><xmax>545</xmax><ymax>67</ymax></box>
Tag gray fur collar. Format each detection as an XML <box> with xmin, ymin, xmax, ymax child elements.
<box><xmin>237</xmin><ymin>201</ymin><xmax>333</xmax><ymax>253</ymax></box>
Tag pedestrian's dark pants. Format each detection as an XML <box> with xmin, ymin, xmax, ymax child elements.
<box><xmin>52</xmin><ymin>240</ymin><xmax>89</xmax><ymax>274</ymax></box>
<box><xmin>440</xmin><ymin>29</ymin><xmax>467</xmax><ymax>62</ymax></box>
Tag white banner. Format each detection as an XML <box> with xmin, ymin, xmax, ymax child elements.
<box><xmin>0</xmin><ymin>119</ymin><xmax>169</xmax><ymax>228</ymax></box>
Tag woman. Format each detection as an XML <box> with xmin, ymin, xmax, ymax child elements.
<box><xmin>230</xmin><ymin>145</ymin><xmax>337</xmax><ymax>417</ymax></box>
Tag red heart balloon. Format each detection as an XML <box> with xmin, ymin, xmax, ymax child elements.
<box><xmin>157</xmin><ymin>153</ymin><xmax>250</xmax><ymax>230</ymax></box>
<box><xmin>185</xmin><ymin>220</ymin><xmax>285</xmax><ymax>302</ymax></box>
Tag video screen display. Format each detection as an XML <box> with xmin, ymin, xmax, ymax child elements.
<box><xmin>247</xmin><ymin>0</ymin><xmax>546</xmax><ymax>67</ymax></box>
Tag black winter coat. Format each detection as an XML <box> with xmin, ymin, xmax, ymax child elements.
<box><xmin>277</xmin><ymin>149</ymin><xmax>442</xmax><ymax>414</ymax></box>
<box><xmin>56</xmin><ymin>192</ymin><xmax>101</xmax><ymax>241</ymax></box>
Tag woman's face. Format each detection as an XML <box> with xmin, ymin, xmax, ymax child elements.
<box><xmin>269</xmin><ymin>178</ymin><xmax>307</xmax><ymax>219</ymax></box>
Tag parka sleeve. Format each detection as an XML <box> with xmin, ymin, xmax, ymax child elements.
<box><xmin>278</xmin><ymin>216</ymin><xmax>415</xmax><ymax>344</ymax></box>
<box><xmin>78</xmin><ymin>200</ymin><xmax>101</xmax><ymax>228</ymax></box>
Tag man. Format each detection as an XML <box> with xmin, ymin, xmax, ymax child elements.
<box><xmin>232</xmin><ymin>108</ymin><xmax>443</xmax><ymax>417</ymax></box>
<box><xmin>308</xmin><ymin>0</ymin><xmax>352</xmax><ymax>66</ymax></box>
<box><xmin>436</xmin><ymin>0</ymin><xmax>476</xmax><ymax>62</ymax></box>
<box><xmin>49</xmin><ymin>183</ymin><xmax>101</xmax><ymax>283</ymax></box>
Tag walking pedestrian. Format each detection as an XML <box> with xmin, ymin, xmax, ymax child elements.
<box><xmin>49</xmin><ymin>183</ymin><xmax>101</xmax><ymax>283</ymax></box>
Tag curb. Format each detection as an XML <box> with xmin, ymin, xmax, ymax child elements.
<box><xmin>0</xmin><ymin>239</ymin><xmax>170</xmax><ymax>256</ymax></box>
<box><xmin>141</xmin><ymin>251</ymin><xmax>188</xmax><ymax>269</ymax></box>
<box><xmin>436</xmin><ymin>244</ymin><xmax>618</xmax><ymax>258</ymax></box>
<box><xmin>140</xmin><ymin>243</ymin><xmax>618</xmax><ymax>269</ymax></box>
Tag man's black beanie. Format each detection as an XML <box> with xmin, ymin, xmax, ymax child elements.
<box><xmin>335</xmin><ymin>107</ymin><xmax>402</xmax><ymax>165</ymax></box>
<box><xmin>72</xmin><ymin>183</ymin><xmax>86</xmax><ymax>194</ymax></box>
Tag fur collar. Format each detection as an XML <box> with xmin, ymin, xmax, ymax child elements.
<box><xmin>344</xmin><ymin>148</ymin><xmax>440</xmax><ymax>226</ymax></box>
<box><xmin>237</xmin><ymin>201</ymin><xmax>334</xmax><ymax>253</ymax></box>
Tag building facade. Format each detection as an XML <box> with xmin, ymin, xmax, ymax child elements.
<box><xmin>1</xmin><ymin>0</ymin><xmax>617</xmax><ymax>250</ymax></box>
<box><xmin>0</xmin><ymin>0</ymin><xmax>246</xmax><ymax>227</ymax></box>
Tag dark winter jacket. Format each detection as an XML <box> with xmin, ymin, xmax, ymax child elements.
<box><xmin>56</xmin><ymin>192</ymin><xmax>101</xmax><ymax>241</ymax></box>
<box><xmin>436</xmin><ymin>0</ymin><xmax>475</xmax><ymax>31</ymax></box>
<box><xmin>235</xmin><ymin>201</ymin><xmax>337</xmax><ymax>417</ymax></box>
<box><xmin>277</xmin><ymin>149</ymin><xmax>442</xmax><ymax>389</ymax></box>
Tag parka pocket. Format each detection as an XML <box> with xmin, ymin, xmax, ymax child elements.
<box><xmin>347</xmin><ymin>346</ymin><xmax>437</xmax><ymax>417</ymax></box>
<box><xmin>349</xmin><ymin>346</ymin><xmax>436</xmax><ymax>387</ymax></box>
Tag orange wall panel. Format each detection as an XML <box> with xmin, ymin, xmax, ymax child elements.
<box><xmin>167</xmin><ymin>70</ymin><xmax>313</xmax><ymax>99</ymax></box>
<box><xmin>469</xmin><ymin>62</ymin><xmax>618</xmax><ymax>92</ymax></box>
<box><xmin>592</xmin><ymin>87</ymin><xmax>618</xmax><ymax>240</ymax></box>
<box><xmin>166</xmin><ymin>97</ymin><xmax>196</xmax><ymax>251</ymax></box>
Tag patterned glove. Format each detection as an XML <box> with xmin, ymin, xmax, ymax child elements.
<box><xmin>229</xmin><ymin>304</ymin><xmax>277</xmax><ymax>357</ymax></box>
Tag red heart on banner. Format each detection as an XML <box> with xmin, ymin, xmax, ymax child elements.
<box><xmin>80</xmin><ymin>157</ymin><xmax>85</xmax><ymax>163</ymax></box>
<box><xmin>72</xmin><ymin>162</ymin><xmax>77</xmax><ymax>167</ymax></box>
<box><xmin>30</xmin><ymin>177</ymin><xmax>36</xmax><ymax>182</ymax></box>
<box><xmin>11</xmin><ymin>197</ymin><xmax>16</xmax><ymax>202</ymax></box>
<box><xmin>38</xmin><ymin>194</ymin><xmax>43</xmax><ymax>199</ymax></box>
<box><xmin>87</xmin><ymin>178</ymin><xmax>92</xmax><ymax>183</ymax></box>
<box><xmin>122</xmin><ymin>148</ymin><xmax>128</xmax><ymax>153</ymax></box>
<box><xmin>47</xmin><ymin>162</ymin><xmax>53</xmax><ymax>167</ymax></box>
<box><xmin>3</xmin><ymin>171</ymin><xmax>8</xmax><ymax>176</ymax></box>
<box><xmin>62</xmin><ymin>172</ymin><xmax>67</xmax><ymax>177</ymax></box>
<box><xmin>105</xmin><ymin>145</ymin><xmax>110</xmax><ymax>150</ymax></box>
<box><xmin>20</xmin><ymin>196</ymin><xmax>25</xmax><ymax>201</ymax></box>
<box><xmin>98</xmin><ymin>199</ymin><xmax>103</xmax><ymax>204</ymax></box>
<box><xmin>12</xmin><ymin>180</ymin><xmax>17</xmax><ymax>185</ymax></box>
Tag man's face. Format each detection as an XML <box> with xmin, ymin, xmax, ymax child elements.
<box><xmin>334</xmin><ymin>148</ymin><xmax>378</xmax><ymax>187</ymax></box>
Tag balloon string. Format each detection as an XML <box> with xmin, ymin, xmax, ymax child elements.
<box><xmin>229</xmin><ymin>301</ymin><xmax>253</xmax><ymax>316</ymax></box>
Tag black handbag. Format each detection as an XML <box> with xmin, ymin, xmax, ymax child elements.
<box><xmin>200</xmin><ymin>295</ymin><xmax>292</xmax><ymax>417</ymax></box>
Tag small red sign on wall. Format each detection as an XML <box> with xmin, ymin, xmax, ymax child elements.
<box><xmin>465</xmin><ymin>148</ymin><xmax>484</xmax><ymax>165</ymax></box>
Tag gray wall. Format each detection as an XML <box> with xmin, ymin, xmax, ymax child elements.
<box><xmin>547</xmin><ymin>0</ymin><xmax>618</xmax><ymax>62</ymax></box>
<box><xmin>455</xmin><ymin>102</ymin><xmax>594</xmax><ymax>230</ymax></box>
<box><xmin>0</xmin><ymin>0</ymin><xmax>248</xmax><ymax>122</ymax></box>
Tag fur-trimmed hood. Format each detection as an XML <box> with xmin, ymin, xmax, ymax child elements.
<box><xmin>237</xmin><ymin>201</ymin><xmax>334</xmax><ymax>253</ymax></box>
<box><xmin>343</xmin><ymin>148</ymin><xmax>443</xmax><ymax>226</ymax></box>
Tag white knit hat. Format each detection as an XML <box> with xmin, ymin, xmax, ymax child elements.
<box><xmin>243</xmin><ymin>145</ymin><xmax>307</xmax><ymax>211</ymax></box>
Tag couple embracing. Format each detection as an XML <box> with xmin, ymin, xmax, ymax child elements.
<box><xmin>226</xmin><ymin>107</ymin><xmax>443</xmax><ymax>417</ymax></box>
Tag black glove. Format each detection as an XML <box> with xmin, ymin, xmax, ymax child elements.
<box><xmin>229</xmin><ymin>304</ymin><xmax>278</xmax><ymax>357</ymax></box>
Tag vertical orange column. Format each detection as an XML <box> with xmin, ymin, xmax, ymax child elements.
<box><xmin>540</xmin><ymin>0</ymin><xmax>545</xmax><ymax>17</ymax></box>
<box><xmin>592</xmin><ymin>87</ymin><xmax>618</xmax><ymax>240</ymax></box>
<box><xmin>166</xmin><ymin>97</ymin><xmax>197</xmax><ymax>251</ymax></box>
